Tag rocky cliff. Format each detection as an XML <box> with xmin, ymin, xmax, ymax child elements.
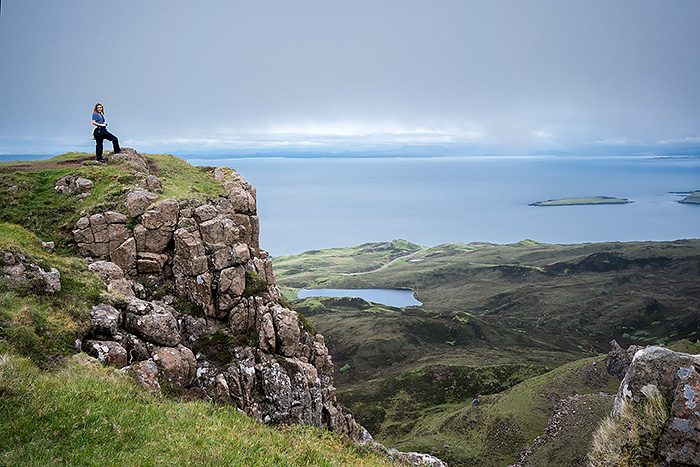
<box><xmin>73</xmin><ymin>149</ymin><xmax>361</xmax><ymax>439</ymax></box>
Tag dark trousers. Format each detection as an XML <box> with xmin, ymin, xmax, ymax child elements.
<box><xmin>95</xmin><ymin>129</ymin><xmax>120</xmax><ymax>160</ymax></box>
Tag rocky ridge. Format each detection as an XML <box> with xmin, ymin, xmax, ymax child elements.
<box><xmin>67</xmin><ymin>149</ymin><xmax>446</xmax><ymax>466</ymax></box>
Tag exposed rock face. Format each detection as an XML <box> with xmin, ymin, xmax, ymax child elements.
<box><xmin>2</xmin><ymin>251</ymin><xmax>61</xmax><ymax>293</ymax></box>
<box><xmin>78</xmin><ymin>165</ymin><xmax>362</xmax><ymax>442</ymax></box>
<box><xmin>111</xmin><ymin>147</ymin><xmax>150</xmax><ymax>174</ymax></box>
<box><xmin>55</xmin><ymin>175</ymin><xmax>94</xmax><ymax>194</ymax></box>
<box><xmin>612</xmin><ymin>346</ymin><xmax>700</xmax><ymax>466</ymax></box>
<box><xmin>605</xmin><ymin>339</ymin><xmax>643</xmax><ymax>380</ymax></box>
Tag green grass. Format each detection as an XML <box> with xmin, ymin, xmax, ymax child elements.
<box><xmin>0</xmin><ymin>353</ymin><xmax>398</xmax><ymax>467</ymax></box>
<box><xmin>142</xmin><ymin>153</ymin><xmax>226</xmax><ymax>200</ymax></box>
<box><xmin>272</xmin><ymin>239</ymin><xmax>426</xmax><ymax>286</ymax></box>
<box><xmin>0</xmin><ymin>223</ymin><xmax>104</xmax><ymax>367</ymax></box>
<box><xmin>589</xmin><ymin>385</ymin><xmax>669</xmax><ymax>467</ymax></box>
<box><xmin>383</xmin><ymin>356</ymin><xmax>621</xmax><ymax>466</ymax></box>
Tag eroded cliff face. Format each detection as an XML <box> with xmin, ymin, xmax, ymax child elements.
<box><xmin>74</xmin><ymin>151</ymin><xmax>360</xmax><ymax>440</ymax></box>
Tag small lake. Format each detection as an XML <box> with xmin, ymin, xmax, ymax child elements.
<box><xmin>297</xmin><ymin>288</ymin><xmax>422</xmax><ymax>307</ymax></box>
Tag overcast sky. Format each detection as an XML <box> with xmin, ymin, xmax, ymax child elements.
<box><xmin>1</xmin><ymin>1</ymin><xmax>700</xmax><ymax>155</ymax></box>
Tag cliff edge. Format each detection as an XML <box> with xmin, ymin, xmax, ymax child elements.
<box><xmin>70</xmin><ymin>149</ymin><xmax>360</xmax><ymax>439</ymax></box>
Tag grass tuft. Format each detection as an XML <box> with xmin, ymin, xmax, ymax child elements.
<box><xmin>588</xmin><ymin>385</ymin><xmax>669</xmax><ymax>467</ymax></box>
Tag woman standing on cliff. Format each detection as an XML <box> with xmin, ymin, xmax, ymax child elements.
<box><xmin>91</xmin><ymin>103</ymin><xmax>121</xmax><ymax>162</ymax></box>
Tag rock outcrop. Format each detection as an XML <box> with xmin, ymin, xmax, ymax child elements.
<box><xmin>2</xmin><ymin>251</ymin><xmax>61</xmax><ymax>294</ymax></box>
<box><xmin>612</xmin><ymin>346</ymin><xmax>700</xmax><ymax>465</ymax></box>
<box><xmin>76</xmin><ymin>149</ymin><xmax>361</xmax><ymax>441</ymax></box>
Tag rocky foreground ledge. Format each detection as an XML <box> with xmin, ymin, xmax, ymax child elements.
<box><xmin>63</xmin><ymin>149</ymin><xmax>447</xmax><ymax>467</ymax></box>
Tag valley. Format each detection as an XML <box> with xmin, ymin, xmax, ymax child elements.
<box><xmin>273</xmin><ymin>239</ymin><xmax>700</xmax><ymax>465</ymax></box>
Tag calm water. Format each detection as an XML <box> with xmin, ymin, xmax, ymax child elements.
<box><xmin>184</xmin><ymin>155</ymin><xmax>700</xmax><ymax>255</ymax></box>
<box><xmin>4</xmin><ymin>154</ymin><xmax>699</xmax><ymax>256</ymax></box>
<box><xmin>297</xmin><ymin>288</ymin><xmax>422</xmax><ymax>307</ymax></box>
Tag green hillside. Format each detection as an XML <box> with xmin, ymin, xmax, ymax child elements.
<box><xmin>0</xmin><ymin>353</ymin><xmax>394</xmax><ymax>467</ymax></box>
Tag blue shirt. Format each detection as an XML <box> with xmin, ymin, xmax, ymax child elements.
<box><xmin>92</xmin><ymin>112</ymin><xmax>105</xmax><ymax>125</ymax></box>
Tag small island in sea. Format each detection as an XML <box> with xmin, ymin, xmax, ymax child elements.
<box><xmin>529</xmin><ymin>196</ymin><xmax>633</xmax><ymax>206</ymax></box>
<box><xmin>678</xmin><ymin>191</ymin><xmax>700</xmax><ymax>204</ymax></box>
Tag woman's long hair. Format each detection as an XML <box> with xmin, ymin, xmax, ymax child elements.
<box><xmin>93</xmin><ymin>103</ymin><xmax>104</xmax><ymax>115</ymax></box>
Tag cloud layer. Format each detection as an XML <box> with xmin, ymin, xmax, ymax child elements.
<box><xmin>2</xmin><ymin>1</ymin><xmax>700</xmax><ymax>155</ymax></box>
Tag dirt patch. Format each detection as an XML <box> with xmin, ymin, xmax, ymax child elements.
<box><xmin>147</xmin><ymin>157</ymin><xmax>161</xmax><ymax>177</ymax></box>
<box><xmin>2</xmin><ymin>154</ymin><xmax>96</xmax><ymax>171</ymax></box>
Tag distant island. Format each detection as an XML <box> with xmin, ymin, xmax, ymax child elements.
<box><xmin>678</xmin><ymin>191</ymin><xmax>700</xmax><ymax>204</ymax></box>
<box><xmin>529</xmin><ymin>196</ymin><xmax>633</xmax><ymax>206</ymax></box>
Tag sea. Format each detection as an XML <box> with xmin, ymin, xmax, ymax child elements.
<box><xmin>184</xmin><ymin>155</ymin><xmax>700</xmax><ymax>256</ymax></box>
<box><xmin>3</xmin><ymin>154</ymin><xmax>699</xmax><ymax>256</ymax></box>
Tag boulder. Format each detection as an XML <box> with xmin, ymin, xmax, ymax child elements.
<box><xmin>613</xmin><ymin>347</ymin><xmax>700</xmax><ymax>416</ymax></box>
<box><xmin>148</xmin><ymin>343</ymin><xmax>197</xmax><ymax>387</ymax></box>
<box><xmin>134</xmin><ymin>223</ymin><xmax>172</xmax><ymax>254</ymax></box>
<box><xmin>142</xmin><ymin>198</ymin><xmax>179</xmax><ymax>231</ymax></box>
<box><xmin>107</xmin><ymin>223</ymin><xmax>131</xmax><ymax>248</ymax></box>
<box><xmin>658</xmin><ymin>366</ymin><xmax>700</xmax><ymax>465</ymax></box>
<box><xmin>75</xmin><ymin>177</ymin><xmax>94</xmax><ymax>192</ymax></box>
<box><xmin>111</xmin><ymin>237</ymin><xmax>137</xmax><ymax>276</ymax></box>
<box><xmin>124</xmin><ymin>359</ymin><xmax>161</xmax><ymax>391</ymax></box>
<box><xmin>125</xmin><ymin>188</ymin><xmax>158</xmax><ymax>218</ymax></box>
<box><xmin>258</xmin><ymin>312</ymin><xmax>277</xmax><ymax>354</ymax></box>
<box><xmin>84</xmin><ymin>340</ymin><xmax>128</xmax><ymax>368</ymax></box>
<box><xmin>173</xmin><ymin>228</ymin><xmax>205</xmax><ymax>260</ymax></box>
<box><xmin>172</xmin><ymin>254</ymin><xmax>208</xmax><ymax>277</ymax></box>
<box><xmin>145</xmin><ymin>175</ymin><xmax>162</xmax><ymax>193</ymax></box>
<box><xmin>88</xmin><ymin>260</ymin><xmax>125</xmax><ymax>282</ymax></box>
<box><xmin>193</xmin><ymin>204</ymin><xmax>218</xmax><ymax>223</ymax></box>
<box><xmin>76</xmin><ymin>217</ymin><xmax>90</xmax><ymax>230</ymax></box>
<box><xmin>137</xmin><ymin>252</ymin><xmax>168</xmax><ymax>274</ymax></box>
<box><xmin>124</xmin><ymin>301</ymin><xmax>181</xmax><ymax>346</ymax></box>
<box><xmin>55</xmin><ymin>175</ymin><xmax>93</xmax><ymax>194</ymax></box>
<box><xmin>218</xmin><ymin>266</ymin><xmax>246</xmax><ymax>296</ymax></box>
<box><xmin>199</xmin><ymin>216</ymin><xmax>226</xmax><ymax>245</ymax></box>
<box><xmin>72</xmin><ymin>227</ymin><xmax>94</xmax><ymax>244</ymax></box>
<box><xmin>111</xmin><ymin>148</ymin><xmax>150</xmax><ymax>174</ymax></box>
<box><xmin>256</xmin><ymin>354</ymin><xmax>292</xmax><ymax>422</ymax></box>
<box><xmin>77</xmin><ymin>241</ymin><xmax>109</xmax><ymax>258</ymax></box>
<box><xmin>272</xmin><ymin>305</ymin><xmax>300</xmax><ymax>357</ymax></box>
<box><xmin>228</xmin><ymin>297</ymin><xmax>258</xmax><ymax>334</ymax></box>
<box><xmin>104</xmin><ymin>211</ymin><xmax>128</xmax><ymax>224</ymax></box>
<box><xmin>89</xmin><ymin>304</ymin><xmax>121</xmax><ymax>338</ymax></box>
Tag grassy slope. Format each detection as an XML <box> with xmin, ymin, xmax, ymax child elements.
<box><xmin>0</xmin><ymin>354</ymin><xmax>395</xmax><ymax>467</ymax></box>
<box><xmin>391</xmin><ymin>355</ymin><xmax>621</xmax><ymax>467</ymax></box>
<box><xmin>0</xmin><ymin>152</ymin><xmax>397</xmax><ymax>467</ymax></box>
